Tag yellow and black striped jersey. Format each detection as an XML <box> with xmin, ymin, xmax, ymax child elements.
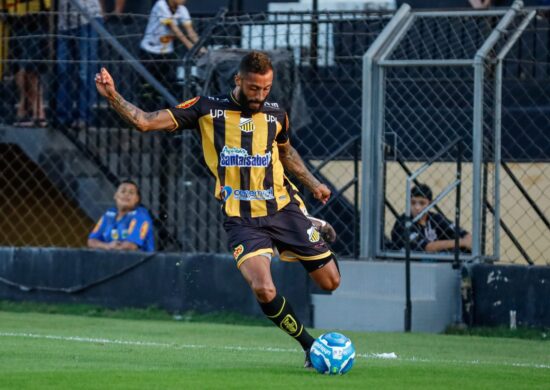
<box><xmin>167</xmin><ymin>93</ymin><xmax>295</xmax><ymax>218</ymax></box>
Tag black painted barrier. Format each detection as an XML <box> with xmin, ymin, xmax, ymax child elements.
<box><xmin>0</xmin><ymin>248</ymin><xmax>312</xmax><ymax>325</ymax></box>
<box><xmin>471</xmin><ymin>263</ymin><xmax>550</xmax><ymax>328</ymax></box>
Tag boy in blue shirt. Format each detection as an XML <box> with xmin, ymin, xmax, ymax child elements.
<box><xmin>88</xmin><ymin>180</ymin><xmax>155</xmax><ymax>252</ymax></box>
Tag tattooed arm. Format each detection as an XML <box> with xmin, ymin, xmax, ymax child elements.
<box><xmin>278</xmin><ymin>141</ymin><xmax>331</xmax><ymax>204</ymax></box>
<box><xmin>95</xmin><ymin>67</ymin><xmax>177</xmax><ymax>132</ymax></box>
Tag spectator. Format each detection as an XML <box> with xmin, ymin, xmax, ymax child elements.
<box><xmin>9</xmin><ymin>0</ymin><xmax>50</xmax><ymax>127</ymax></box>
<box><xmin>391</xmin><ymin>183</ymin><xmax>472</xmax><ymax>252</ymax></box>
<box><xmin>56</xmin><ymin>0</ymin><xmax>103</xmax><ymax>129</ymax></box>
<box><xmin>139</xmin><ymin>0</ymin><xmax>203</xmax><ymax>106</ymax></box>
<box><xmin>88</xmin><ymin>180</ymin><xmax>155</xmax><ymax>252</ymax></box>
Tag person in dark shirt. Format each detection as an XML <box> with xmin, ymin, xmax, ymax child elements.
<box><xmin>391</xmin><ymin>183</ymin><xmax>472</xmax><ymax>252</ymax></box>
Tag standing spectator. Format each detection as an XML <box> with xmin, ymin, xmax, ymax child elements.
<box><xmin>139</xmin><ymin>0</ymin><xmax>203</xmax><ymax>107</ymax></box>
<box><xmin>391</xmin><ymin>183</ymin><xmax>472</xmax><ymax>252</ymax></box>
<box><xmin>56</xmin><ymin>0</ymin><xmax>103</xmax><ymax>129</ymax></box>
<box><xmin>9</xmin><ymin>0</ymin><xmax>50</xmax><ymax>127</ymax></box>
<box><xmin>88</xmin><ymin>180</ymin><xmax>155</xmax><ymax>252</ymax></box>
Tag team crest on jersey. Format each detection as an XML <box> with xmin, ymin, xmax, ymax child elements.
<box><xmin>307</xmin><ymin>226</ymin><xmax>320</xmax><ymax>243</ymax></box>
<box><xmin>279</xmin><ymin>314</ymin><xmax>298</xmax><ymax>334</ymax></box>
<box><xmin>239</xmin><ymin>117</ymin><xmax>255</xmax><ymax>132</ymax></box>
<box><xmin>176</xmin><ymin>96</ymin><xmax>200</xmax><ymax>109</ymax></box>
<box><xmin>233</xmin><ymin>244</ymin><xmax>244</xmax><ymax>260</ymax></box>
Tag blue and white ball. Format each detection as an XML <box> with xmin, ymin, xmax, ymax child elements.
<box><xmin>310</xmin><ymin>332</ymin><xmax>356</xmax><ymax>375</ymax></box>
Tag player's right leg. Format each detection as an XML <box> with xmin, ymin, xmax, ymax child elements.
<box><xmin>239</xmin><ymin>255</ymin><xmax>316</xmax><ymax>368</ymax></box>
<box><xmin>224</xmin><ymin>216</ymin><xmax>316</xmax><ymax>367</ymax></box>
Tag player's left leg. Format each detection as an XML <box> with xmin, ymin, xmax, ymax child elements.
<box><xmin>303</xmin><ymin>255</ymin><xmax>340</xmax><ymax>291</ymax></box>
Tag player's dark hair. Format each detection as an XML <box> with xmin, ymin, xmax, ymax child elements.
<box><xmin>239</xmin><ymin>51</ymin><xmax>273</xmax><ymax>76</ymax></box>
<box><xmin>117</xmin><ymin>179</ymin><xmax>141</xmax><ymax>202</ymax></box>
<box><xmin>411</xmin><ymin>183</ymin><xmax>433</xmax><ymax>201</ymax></box>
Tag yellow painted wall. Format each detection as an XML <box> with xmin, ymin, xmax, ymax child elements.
<box><xmin>312</xmin><ymin>160</ymin><xmax>550</xmax><ymax>265</ymax></box>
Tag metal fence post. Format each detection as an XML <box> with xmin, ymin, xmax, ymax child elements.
<box><xmin>361</xmin><ymin>4</ymin><xmax>411</xmax><ymax>259</ymax></box>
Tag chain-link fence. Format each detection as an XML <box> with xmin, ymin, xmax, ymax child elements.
<box><xmin>0</xmin><ymin>2</ymin><xmax>392</xmax><ymax>255</ymax></box>
<box><xmin>0</xmin><ymin>2</ymin><xmax>548</xmax><ymax>264</ymax></box>
<box><xmin>363</xmin><ymin>2</ymin><xmax>550</xmax><ymax>266</ymax></box>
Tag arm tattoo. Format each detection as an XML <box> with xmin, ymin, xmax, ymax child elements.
<box><xmin>108</xmin><ymin>92</ymin><xmax>152</xmax><ymax>130</ymax></box>
<box><xmin>279</xmin><ymin>145</ymin><xmax>321</xmax><ymax>192</ymax></box>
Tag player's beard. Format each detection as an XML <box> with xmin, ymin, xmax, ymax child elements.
<box><xmin>238</xmin><ymin>90</ymin><xmax>267</xmax><ymax>113</ymax></box>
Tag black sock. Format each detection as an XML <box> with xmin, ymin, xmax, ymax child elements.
<box><xmin>259</xmin><ymin>294</ymin><xmax>315</xmax><ymax>351</ymax></box>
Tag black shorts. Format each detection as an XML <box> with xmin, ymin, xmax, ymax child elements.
<box><xmin>224</xmin><ymin>202</ymin><xmax>333</xmax><ymax>270</ymax></box>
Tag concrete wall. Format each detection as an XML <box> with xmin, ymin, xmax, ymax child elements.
<box><xmin>313</xmin><ymin>260</ymin><xmax>460</xmax><ymax>333</ymax></box>
<box><xmin>0</xmin><ymin>248</ymin><xmax>312</xmax><ymax>324</ymax></box>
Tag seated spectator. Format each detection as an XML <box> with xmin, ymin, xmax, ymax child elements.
<box><xmin>88</xmin><ymin>180</ymin><xmax>155</xmax><ymax>252</ymax></box>
<box><xmin>391</xmin><ymin>183</ymin><xmax>471</xmax><ymax>252</ymax></box>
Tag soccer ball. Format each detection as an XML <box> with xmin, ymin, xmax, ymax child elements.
<box><xmin>310</xmin><ymin>332</ymin><xmax>356</xmax><ymax>375</ymax></box>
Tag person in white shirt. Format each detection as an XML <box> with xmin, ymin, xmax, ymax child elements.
<box><xmin>140</xmin><ymin>0</ymin><xmax>200</xmax><ymax>54</ymax></box>
<box><xmin>139</xmin><ymin>0</ymin><xmax>203</xmax><ymax>106</ymax></box>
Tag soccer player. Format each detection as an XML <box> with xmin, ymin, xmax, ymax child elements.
<box><xmin>95</xmin><ymin>51</ymin><xmax>341</xmax><ymax>367</ymax></box>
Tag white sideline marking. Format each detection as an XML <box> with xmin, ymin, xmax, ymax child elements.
<box><xmin>1</xmin><ymin>332</ymin><xmax>549</xmax><ymax>369</ymax></box>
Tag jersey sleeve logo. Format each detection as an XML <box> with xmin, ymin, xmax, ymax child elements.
<box><xmin>176</xmin><ymin>96</ymin><xmax>200</xmax><ymax>109</ymax></box>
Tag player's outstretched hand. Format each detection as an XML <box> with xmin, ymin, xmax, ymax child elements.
<box><xmin>95</xmin><ymin>67</ymin><xmax>117</xmax><ymax>99</ymax></box>
<box><xmin>313</xmin><ymin>183</ymin><xmax>331</xmax><ymax>205</ymax></box>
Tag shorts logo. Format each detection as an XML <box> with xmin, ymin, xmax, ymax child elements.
<box><xmin>220</xmin><ymin>146</ymin><xmax>271</xmax><ymax>167</ymax></box>
<box><xmin>176</xmin><ymin>96</ymin><xmax>200</xmax><ymax>109</ymax></box>
<box><xmin>234</xmin><ymin>188</ymin><xmax>274</xmax><ymax>201</ymax></box>
<box><xmin>220</xmin><ymin>186</ymin><xmax>233</xmax><ymax>202</ymax></box>
<box><xmin>307</xmin><ymin>226</ymin><xmax>320</xmax><ymax>243</ymax></box>
<box><xmin>233</xmin><ymin>244</ymin><xmax>244</xmax><ymax>260</ymax></box>
<box><xmin>279</xmin><ymin>314</ymin><xmax>298</xmax><ymax>334</ymax></box>
<box><xmin>239</xmin><ymin>117</ymin><xmax>255</xmax><ymax>132</ymax></box>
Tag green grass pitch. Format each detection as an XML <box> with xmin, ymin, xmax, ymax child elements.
<box><xmin>0</xmin><ymin>311</ymin><xmax>548</xmax><ymax>389</ymax></box>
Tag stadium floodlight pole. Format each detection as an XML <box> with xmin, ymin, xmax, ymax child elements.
<box><xmin>471</xmin><ymin>0</ymin><xmax>523</xmax><ymax>262</ymax></box>
<box><xmin>66</xmin><ymin>0</ymin><xmax>178</xmax><ymax>106</ymax></box>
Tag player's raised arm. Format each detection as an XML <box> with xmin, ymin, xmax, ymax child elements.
<box><xmin>95</xmin><ymin>67</ymin><xmax>177</xmax><ymax>132</ymax></box>
<box><xmin>278</xmin><ymin>141</ymin><xmax>331</xmax><ymax>204</ymax></box>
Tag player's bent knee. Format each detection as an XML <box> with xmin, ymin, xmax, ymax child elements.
<box><xmin>320</xmin><ymin>273</ymin><xmax>340</xmax><ymax>292</ymax></box>
<box><xmin>251</xmin><ymin>283</ymin><xmax>277</xmax><ymax>303</ymax></box>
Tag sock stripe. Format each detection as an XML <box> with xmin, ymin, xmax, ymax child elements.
<box><xmin>292</xmin><ymin>324</ymin><xmax>304</xmax><ymax>339</ymax></box>
<box><xmin>267</xmin><ymin>297</ymin><xmax>286</xmax><ymax>319</ymax></box>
